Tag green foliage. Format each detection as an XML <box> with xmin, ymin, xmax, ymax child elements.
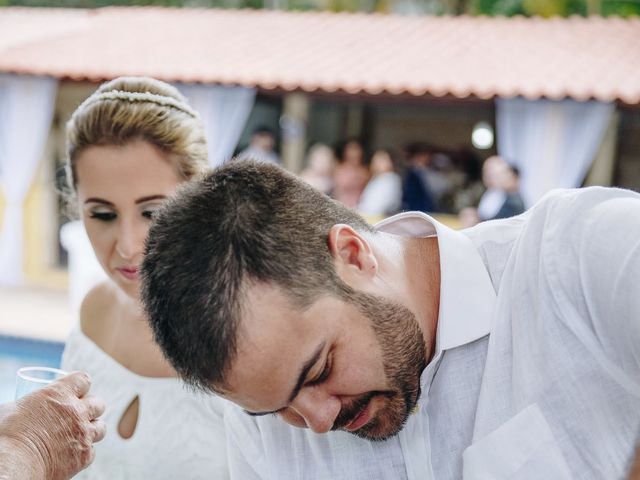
<box><xmin>471</xmin><ymin>0</ymin><xmax>638</xmax><ymax>16</ymax></box>
<box><xmin>327</xmin><ymin>0</ymin><xmax>359</xmax><ymax>11</ymax></box>
<box><xmin>601</xmin><ymin>0</ymin><xmax>640</xmax><ymax>16</ymax></box>
<box><xmin>3</xmin><ymin>0</ymin><xmax>183</xmax><ymax>5</ymax></box>
<box><xmin>523</xmin><ymin>0</ymin><xmax>569</xmax><ymax>15</ymax></box>
<box><xmin>287</xmin><ymin>0</ymin><xmax>321</xmax><ymax>10</ymax></box>
<box><xmin>565</xmin><ymin>0</ymin><xmax>587</xmax><ymax>15</ymax></box>
<box><xmin>471</xmin><ymin>0</ymin><xmax>526</xmax><ymax>15</ymax></box>
<box><xmin>1</xmin><ymin>0</ymin><xmax>637</xmax><ymax>16</ymax></box>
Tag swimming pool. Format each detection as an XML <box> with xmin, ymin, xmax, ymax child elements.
<box><xmin>0</xmin><ymin>335</ymin><xmax>64</xmax><ymax>403</ymax></box>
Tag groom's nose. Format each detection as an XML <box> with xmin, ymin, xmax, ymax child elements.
<box><xmin>288</xmin><ymin>387</ymin><xmax>341</xmax><ymax>434</ymax></box>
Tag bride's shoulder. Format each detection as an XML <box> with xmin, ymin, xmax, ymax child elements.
<box><xmin>79</xmin><ymin>281</ymin><xmax>117</xmax><ymax>342</ymax></box>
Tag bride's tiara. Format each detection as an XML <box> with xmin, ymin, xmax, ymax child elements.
<box><xmin>79</xmin><ymin>90</ymin><xmax>199</xmax><ymax>118</ymax></box>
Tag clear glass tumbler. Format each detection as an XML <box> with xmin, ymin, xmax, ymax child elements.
<box><xmin>15</xmin><ymin>366</ymin><xmax>68</xmax><ymax>400</ymax></box>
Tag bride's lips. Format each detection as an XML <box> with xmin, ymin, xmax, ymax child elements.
<box><xmin>116</xmin><ymin>266</ymin><xmax>139</xmax><ymax>280</ymax></box>
<box><xmin>343</xmin><ymin>401</ymin><xmax>372</xmax><ymax>432</ymax></box>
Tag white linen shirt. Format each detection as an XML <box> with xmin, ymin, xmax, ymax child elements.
<box><xmin>224</xmin><ymin>187</ymin><xmax>640</xmax><ymax>480</ymax></box>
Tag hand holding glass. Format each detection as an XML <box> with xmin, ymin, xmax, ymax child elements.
<box><xmin>15</xmin><ymin>367</ymin><xmax>68</xmax><ymax>400</ymax></box>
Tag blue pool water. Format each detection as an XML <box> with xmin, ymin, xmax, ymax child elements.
<box><xmin>0</xmin><ymin>335</ymin><xmax>64</xmax><ymax>403</ymax></box>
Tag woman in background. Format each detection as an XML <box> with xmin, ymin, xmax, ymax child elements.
<box><xmin>61</xmin><ymin>77</ymin><xmax>228</xmax><ymax>479</ymax></box>
<box><xmin>299</xmin><ymin>143</ymin><xmax>337</xmax><ymax>195</ymax></box>
<box><xmin>358</xmin><ymin>148</ymin><xmax>403</xmax><ymax>218</ymax></box>
<box><xmin>332</xmin><ymin>139</ymin><xmax>369</xmax><ymax>208</ymax></box>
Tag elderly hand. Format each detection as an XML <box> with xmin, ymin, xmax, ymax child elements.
<box><xmin>0</xmin><ymin>371</ymin><xmax>106</xmax><ymax>480</ymax></box>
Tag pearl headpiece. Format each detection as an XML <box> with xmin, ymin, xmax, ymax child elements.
<box><xmin>79</xmin><ymin>90</ymin><xmax>199</xmax><ymax>118</ymax></box>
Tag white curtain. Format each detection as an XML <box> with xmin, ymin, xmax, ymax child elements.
<box><xmin>176</xmin><ymin>84</ymin><xmax>256</xmax><ymax>167</ymax></box>
<box><xmin>496</xmin><ymin>98</ymin><xmax>614</xmax><ymax>207</ymax></box>
<box><xmin>0</xmin><ymin>74</ymin><xmax>57</xmax><ymax>286</ymax></box>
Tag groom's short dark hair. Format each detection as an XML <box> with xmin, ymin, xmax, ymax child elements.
<box><xmin>141</xmin><ymin>160</ymin><xmax>373</xmax><ymax>393</ymax></box>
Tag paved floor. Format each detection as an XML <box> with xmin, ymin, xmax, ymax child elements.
<box><xmin>0</xmin><ymin>286</ymin><xmax>73</xmax><ymax>342</ymax></box>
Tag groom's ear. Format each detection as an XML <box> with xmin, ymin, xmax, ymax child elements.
<box><xmin>328</xmin><ymin>224</ymin><xmax>378</xmax><ymax>288</ymax></box>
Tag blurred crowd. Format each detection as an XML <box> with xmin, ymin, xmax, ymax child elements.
<box><xmin>239</xmin><ymin>127</ymin><xmax>525</xmax><ymax>225</ymax></box>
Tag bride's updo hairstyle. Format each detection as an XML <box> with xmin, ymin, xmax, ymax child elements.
<box><xmin>65</xmin><ymin>76</ymin><xmax>208</xmax><ymax>209</ymax></box>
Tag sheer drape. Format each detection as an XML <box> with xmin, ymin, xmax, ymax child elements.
<box><xmin>496</xmin><ymin>98</ymin><xmax>614</xmax><ymax>207</ymax></box>
<box><xmin>176</xmin><ymin>84</ymin><xmax>256</xmax><ymax>167</ymax></box>
<box><xmin>0</xmin><ymin>74</ymin><xmax>57</xmax><ymax>285</ymax></box>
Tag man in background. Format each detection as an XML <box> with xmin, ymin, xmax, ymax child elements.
<box><xmin>236</xmin><ymin>126</ymin><xmax>281</xmax><ymax>164</ymax></box>
<box><xmin>459</xmin><ymin>156</ymin><xmax>525</xmax><ymax>227</ymax></box>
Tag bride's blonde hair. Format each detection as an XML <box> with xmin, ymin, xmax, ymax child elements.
<box><xmin>65</xmin><ymin>76</ymin><xmax>208</xmax><ymax>207</ymax></box>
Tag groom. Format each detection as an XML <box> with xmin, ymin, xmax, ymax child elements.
<box><xmin>141</xmin><ymin>160</ymin><xmax>640</xmax><ymax>479</ymax></box>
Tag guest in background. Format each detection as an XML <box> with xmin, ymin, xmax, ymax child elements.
<box><xmin>358</xmin><ymin>148</ymin><xmax>402</xmax><ymax>217</ymax></box>
<box><xmin>476</xmin><ymin>155</ymin><xmax>508</xmax><ymax>221</ymax></box>
<box><xmin>457</xmin><ymin>206</ymin><xmax>481</xmax><ymax>229</ymax></box>
<box><xmin>332</xmin><ymin>139</ymin><xmax>369</xmax><ymax>209</ymax></box>
<box><xmin>299</xmin><ymin>143</ymin><xmax>337</xmax><ymax>196</ymax></box>
<box><xmin>236</xmin><ymin>125</ymin><xmax>281</xmax><ymax>164</ymax></box>
<box><xmin>493</xmin><ymin>164</ymin><xmax>525</xmax><ymax>219</ymax></box>
<box><xmin>402</xmin><ymin>142</ymin><xmax>437</xmax><ymax>213</ymax></box>
<box><xmin>459</xmin><ymin>156</ymin><xmax>525</xmax><ymax>228</ymax></box>
<box><xmin>451</xmin><ymin>148</ymin><xmax>484</xmax><ymax>215</ymax></box>
<box><xmin>426</xmin><ymin>151</ymin><xmax>457</xmax><ymax>211</ymax></box>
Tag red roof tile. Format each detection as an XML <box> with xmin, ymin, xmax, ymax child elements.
<box><xmin>1</xmin><ymin>7</ymin><xmax>639</xmax><ymax>103</ymax></box>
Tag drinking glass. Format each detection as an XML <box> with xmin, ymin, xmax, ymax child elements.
<box><xmin>15</xmin><ymin>367</ymin><xmax>68</xmax><ymax>400</ymax></box>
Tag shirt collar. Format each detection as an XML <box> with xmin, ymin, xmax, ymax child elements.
<box><xmin>374</xmin><ymin>212</ymin><xmax>495</xmax><ymax>352</ymax></box>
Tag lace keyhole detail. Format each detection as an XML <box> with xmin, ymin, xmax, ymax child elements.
<box><xmin>118</xmin><ymin>395</ymin><xmax>140</xmax><ymax>439</ymax></box>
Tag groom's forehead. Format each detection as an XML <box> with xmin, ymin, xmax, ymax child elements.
<box><xmin>223</xmin><ymin>299</ymin><xmax>333</xmax><ymax>412</ymax></box>
<box><xmin>234</xmin><ymin>283</ymin><xmax>340</xmax><ymax>364</ymax></box>
<box><xmin>236</xmin><ymin>282</ymin><xmax>309</xmax><ymax>354</ymax></box>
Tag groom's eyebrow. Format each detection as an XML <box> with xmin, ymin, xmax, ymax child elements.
<box><xmin>244</xmin><ymin>341</ymin><xmax>326</xmax><ymax>417</ymax></box>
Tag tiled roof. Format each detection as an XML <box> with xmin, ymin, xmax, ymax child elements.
<box><xmin>1</xmin><ymin>7</ymin><xmax>639</xmax><ymax>103</ymax></box>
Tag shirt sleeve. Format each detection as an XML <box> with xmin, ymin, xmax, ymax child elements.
<box><xmin>224</xmin><ymin>402</ymin><xmax>267</xmax><ymax>480</ymax></box>
<box><xmin>569</xmin><ymin>190</ymin><xmax>640</xmax><ymax>386</ymax></box>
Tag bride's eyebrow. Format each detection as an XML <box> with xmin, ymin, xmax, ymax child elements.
<box><xmin>84</xmin><ymin>198</ymin><xmax>113</xmax><ymax>206</ymax></box>
<box><xmin>135</xmin><ymin>195</ymin><xmax>167</xmax><ymax>204</ymax></box>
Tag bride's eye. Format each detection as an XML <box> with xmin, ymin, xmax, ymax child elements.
<box><xmin>90</xmin><ymin>211</ymin><xmax>116</xmax><ymax>222</ymax></box>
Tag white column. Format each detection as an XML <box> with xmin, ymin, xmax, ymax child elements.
<box><xmin>281</xmin><ymin>93</ymin><xmax>310</xmax><ymax>173</ymax></box>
